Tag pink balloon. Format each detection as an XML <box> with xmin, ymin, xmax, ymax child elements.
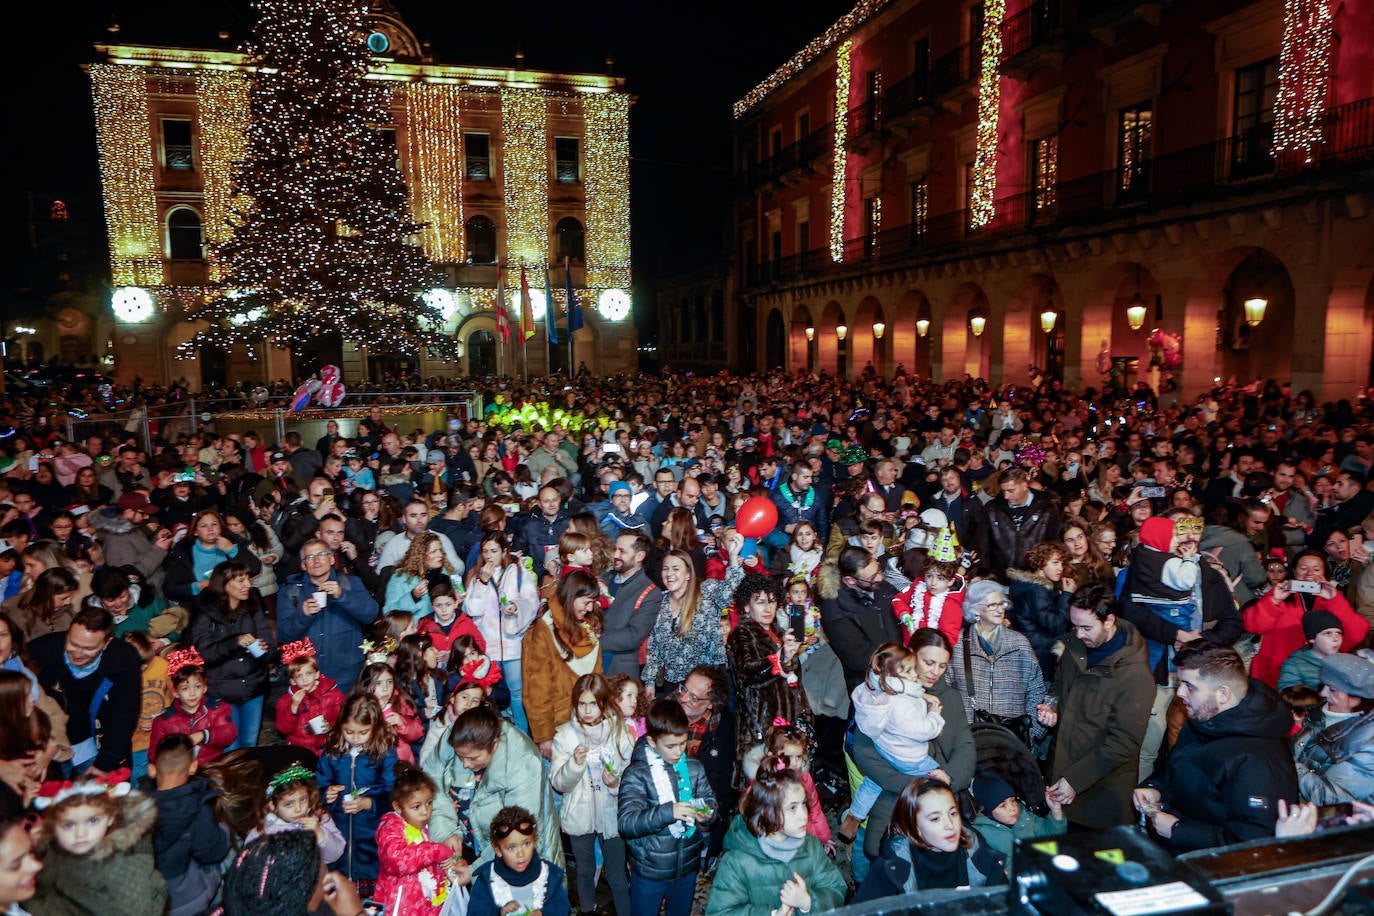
<box><xmin>735</xmin><ymin>496</ymin><xmax>779</xmax><ymax>538</ymax></box>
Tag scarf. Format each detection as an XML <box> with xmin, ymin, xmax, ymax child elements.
<box><xmin>64</xmin><ymin>652</ymin><xmax>101</xmax><ymax>679</ymax></box>
<box><xmin>909</xmin><ymin>842</ymin><xmax>969</xmax><ymax>890</ymax></box>
<box><xmin>787</xmin><ymin>545</ymin><xmax>822</xmax><ymax>581</ymax></box>
<box><xmin>490</xmin><ymin>859</ymin><xmax>549</xmax><ymax>911</ymax></box>
<box><xmin>540</xmin><ymin>610</ymin><xmax>600</xmax><ymax>676</ymax></box>
<box><xmin>757</xmin><ymin>833</ymin><xmax>804</xmax><ymax>864</ymax></box>
<box><xmin>778</xmin><ymin>483</ymin><xmax>815</xmax><ymax>513</ymax></box>
<box><xmin>899</xmin><ymin>582</ymin><xmax>949</xmax><ymax>636</ymax></box>
<box><xmin>647</xmin><ymin>747</ymin><xmax>695</xmax><ymax>838</ymax></box>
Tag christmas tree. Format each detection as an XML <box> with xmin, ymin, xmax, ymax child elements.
<box><xmin>181</xmin><ymin>0</ymin><xmax>458</xmax><ymax>361</ymax></box>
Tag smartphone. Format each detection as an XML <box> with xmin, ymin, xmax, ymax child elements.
<box><xmin>1139</xmin><ymin>486</ymin><xmax>1166</xmax><ymax>499</ymax></box>
<box><xmin>1317</xmin><ymin>802</ymin><xmax>1353</xmax><ymax>829</ymax></box>
<box><xmin>787</xmin><ymin>604</ymin><xmax>807</xmax><ymax>642</ymax></box>
<box><xmin>603</xmin><ymin>443</ymin><xmax>622</xmax><ymax>454</ymax></box>
<box><xmin>26</xmin><ymin>457</ymin><xmax>38</xmax><ymax>472</ymax></box>
<box><xmin>1290</xmin><ymin>579</ymin><xmax>1322</xmax><ymax>594</ymax></box>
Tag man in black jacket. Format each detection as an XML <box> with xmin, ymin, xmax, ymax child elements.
<box><xmin>1135</xmin><ymin>642</ymin><xmax>1298</xmax><ymax>851</ymax></box>
<box><xmin>30</xmin><ymin>605</ymin><xmax>142</xmax><ymax>775</ymax></box>
<box><xmin>971</xmin><ymin>467</ymin><xmax>1060</xmax><ymax>583</ymax></box>
<box><xmin>819</xmin><ymin>546</ymin><xmax>903</xmax><ymax>693</ymax></box>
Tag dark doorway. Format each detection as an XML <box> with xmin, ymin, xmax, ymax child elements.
<box><xmin>765</xmin><ymin>309</ymin><xmax>786</xmax><ymax>370</ymax></box>
<box><xmin>201</xmin><ymin>347</ymin><xmax>228</xmax><ymax>387</ymax></box>
<box><xmin>467</xmin><ymin>329</ymin><xmax>497</xmax><ymax>377</ymax></box>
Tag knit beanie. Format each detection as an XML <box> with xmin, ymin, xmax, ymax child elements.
<box><xmin>972</xmin><ymin>773</ymin><xmax>1016</xmax><ymax>815</ymax></box>
<box><xmin>1303</xmin><ymin>609</ymin><xmax>1344</xmax><ymax>642</ymax></box>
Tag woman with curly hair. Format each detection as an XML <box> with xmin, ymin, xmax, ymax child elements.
<box><xmin>1007</xmin><ymin>541</ymin><xmax>1076</xmax><ymax>678</ymax></box>
<box><xmin>726</xmin><ymin>572</ymin><xmax>813</xmax><ymax>785</ymax></box>
<box><xmin>384</xmin><ymin>532</ymin><xmax>461</xmax><ymax>619</ymax></box>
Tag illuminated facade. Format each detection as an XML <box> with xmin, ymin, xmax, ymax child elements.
<box><xmin>88</xmin><ymin>4</ymin><xmax>636</xmax><ymax>386</ymax></box>
<box><xmin>736</xmin><ymin>0</ymin><xmax>1374</xmax><ymax>398</ymax></box>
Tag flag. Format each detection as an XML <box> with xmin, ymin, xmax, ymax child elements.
<box><xmin>566</xmin><ymin>257</ymin><xmax>584</xmax><ymax>333</ymax></box>
<box><xmin>495</xmin><ymin>265</ymin><xmax>510</xmax><ymax>343</ymax></box>
<box><xmin>519</xmin><ymin>265</ymin><xmax>535</xmax><ymax>341</ymax></box>
<box><xmin>545</xmin><ymin>265</ymin><xmax>559</xmax><ymax>345</ymax></box>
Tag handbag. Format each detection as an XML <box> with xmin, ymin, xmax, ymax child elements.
<box><xmin>962</xmin><ymin>634</ymin><xmax>1033</xmax><ymax>747</ymax></box>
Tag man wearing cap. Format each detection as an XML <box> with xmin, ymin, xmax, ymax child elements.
<box><xmin>89</xmin><ymin>492</ymin><xmax>174</xmax><ymax>594</ymax></box>
<box><xmin>597</xmin><ymin>481</ymin><xmax>646</xmax><ymax>539</ymax></box>
<box><xmin>1134</xmin><ymin>642</ymin><xmax>1297</xmax><ymax>851</ymax></box>
<box><xmin>1294</xmin><ymin>653</ymin><xmax>1374</xmax><ymax>804</ymax></box>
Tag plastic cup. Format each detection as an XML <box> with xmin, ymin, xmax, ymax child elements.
<box><xmin>312</xmin><ymin>590</ymin><xmax>327</xmax><ymax>608</ymax></box>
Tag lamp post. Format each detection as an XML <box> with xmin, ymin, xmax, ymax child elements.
<box><xmin>872</xmin><ymin>322</ymin><xmax>885</xmax><ymax>339</ymax></box>
<box><xmin>1040</xmin><ymin>310</ymin><xmax>1057</xmax><ymax>333</ymax></box>
<box><xmin>1244</xmin><ymin>297</ymin><xmax>1268</xmax><ymax>327</ymax></box>
<box><xmin>969</xmin><ymin>314</ymin><xmax>986</xmax><ymax>337</ymax></box>
<box><xmin>1126</xmin><ymin>296</ymin><xmax>1147</xmax><ymax>331</ymax></box>
<box><xmin>916</xmin><ymin>317</ymin><xmax>930</xmax><ymax>337</ymax></box>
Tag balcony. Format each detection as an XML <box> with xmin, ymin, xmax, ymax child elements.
<box><xmin>739</xmin><ymin>95</ymin><xmax>1374</xmax><ymax>291</ymax></box>
<box><xmin>739</xmin><ymin>123</ymin><xmax>832</xmax><ymax>194</ymax></box>
<box><xmin>999</xmin><ymin>0</ymin><xmax>1071</xmax><ymax>80</ymax></box>
<box><xmin>930</xmin><ymin>43</ymin><xmax>978</xmax><ymax>112</ymax></box>
<box><xmin>883</xmin><ymin>69</ymin><xmax>938</xmax><ymax>134</ymax></box>
<box><xmin>1078</xmin><ymin>0</ymin><xmax>1169</xmax><ymax>45</ymax></box>
<box><xmin>846</xmin><ymin>98</ymin><xmax>884</xmax><ymax>153</ymax></box>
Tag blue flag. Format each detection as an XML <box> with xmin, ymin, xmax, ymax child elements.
<box><xmin>545</xmin><ymin>266</ymin><xmax>558</xmax><ymax>345</ymax></box>
<box><xmin>566</xmin><ymin>262</ymin><xmax>584</xmax><ymax>333</ymax></box>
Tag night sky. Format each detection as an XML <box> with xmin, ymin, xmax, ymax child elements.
<box><xmin>4</xmin><ymin>0</ymin><xmax>852</xmax><ymax>346</ymax></box>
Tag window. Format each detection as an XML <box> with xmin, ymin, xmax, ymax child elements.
<box><xmin>798</xmin><ymin>113</ymin><xmax>811</xmax><ymax>142</ymax></box>
<box><xmin>167</xmin><ymin>208</ymin><xmax>203</xmax><ymax>260</ymax></box>
<box><xmin>465</xmin><ymin>215</ymin><xmax>496</xmax><ymax>263</ymax></box>
<box><xmin>770</xmin><ymin>230</ymin><xmax>783</xmax><ymax>279</ymax></box>
<box><xmin>866</xmin><ymin>70</ymin><xmax>883</xmax><ymax>129</ymax></box>
<box><xmin>914</xmin><ymin>37</ymin><xmax>931</xmax><ymax>100</ymax></box>
<box><xmin>1031</xmin><ymin>135</ymin><xmax>1058</xmax><ymax>211</ymax></box>
<box><xmin>910</xmin><ymin>181</ymin><xmax>929</xmax><ymax>239</ymax></box>
<box><xmin>162</xmin><ymin>119</ymin><xmax>193</xmax><ymax>171</ymax></box>
<box><xmin>1118</xmin><ymin>102</ymin><xmax>1153</xmax><ymax>197</ymax></box>
<box><xmin>555</xmin><ymin>137</ymin><xmax>580</xmax><ymax>183</ymax></box>
<box><xmin>1231</xmin><ymin>58</ymin><xmax>1279</xmax><ymax>178</ymax></box>
<box><xmin>969</xmin><ymin>4</ymin><xmax>985</xmax><ymax>63</ymax></box>
<box><xmin>556</xmin><ymin>217</ymin><xmax>585</xmax><ymax>263</ymax></box>
<box><xmin>770</xmin><ymin>128</ymin><xmax>783</xmax><ymax>158</ymax></box>
<box><xmin>797</xmin><ymin>219</ymin><xmax>810</xmax><ymax>267</ymax></box>
<box><xmin>465</xmin><ymin>133</ymin><xmax>492</xmax><ymax>181</ymax></box>
<box><xmin>864</xmin><ymin>196</ymin><xmax>882</xmax><ymax>259</ymax></box>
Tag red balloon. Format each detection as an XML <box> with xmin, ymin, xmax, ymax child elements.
<box><xmin>735</xmin><ymin>496</ymin><xmax>779</xmax><ymax>538</ymax></box>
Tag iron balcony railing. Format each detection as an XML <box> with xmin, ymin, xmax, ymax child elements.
<box><xmin>1000</xmin><ymin>0</ymin><xmax>1063</xmax><ymax>60</ymax></box>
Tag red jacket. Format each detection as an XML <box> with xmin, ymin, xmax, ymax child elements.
<box><xmin>149</xmin><ymin>699</ymin><xmax>236</xmax><ymax>763</ymax></box>
<box><xmin>274</xmin><ymin>677</ymin><xmax>345</xmax><ymax>755</ymax></box>
<box><xmin>1242</xmin><ymin>590</ymin><xmax>1369</xmax><ymax>687</ymax></box>
<box><xmin>372</xmin><ymin>812</ymin><xmax>453</xmax><ymax>916</ymax></box>
<box><xmin>387</xmin><ymin>694</ymin><xmax>426</xmax><ymax>764</ymax></box>
<box><xmin>416</xmin><ymin>614</ymin><xmax>485</xmax><ymax>661</ymax></box>
<box><xmin>892</xmin><ymin>578</ymin><xmax>966</xmax><ymax>649</ymax></box>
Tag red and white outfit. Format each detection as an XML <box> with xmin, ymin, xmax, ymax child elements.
<box><xmin>892</xmin><ymin>577</ymin><xmax>965</xmax><ymax>648</ymax></box>
<box><xmin>373</xmin><ymin>811</ymin><xmax>453</xmax><ymax>916</ymax></box>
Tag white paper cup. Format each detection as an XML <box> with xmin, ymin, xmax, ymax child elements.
<box><xmin>309</xmin><ymin>715</ymin><xmax>328</xmax><ymax>734</ymax></box>
<box><xmin>312</xmin><ymin>590</ymin><xmax>327</xmax><ymax>608</ymax></box>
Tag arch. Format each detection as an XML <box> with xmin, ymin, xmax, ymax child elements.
<box><xmin>466</xmin><ymin>328</ymin><xmax>498</xmax><ymax>377</ymax></box>
<box><xmin>555</xmin><ymin>216</ymin><xmax>585</xmax><ymax>263</ymax></box>
<box><xmin>1005</xmin><ymin>274</ymin><xmax>1065</xmax><ymax>383</ymax></box>
<box><xmin>1214</xmin><ymin>248</ymin><xmax>1296</xmax><ymax>386</ymax></box>
<box><xmin>694</xmin><ymin>294</ymin><xmax>708</xmax><ymax>343</ymax></box>
<box><xmin>167</xmin><ymin>207</ymin><xmax>204</xmax><ymax>261</ymax></box>
<box><xmin>893</xmin><ymin>290</ymin><xmax>933</xmax><ymax>378</ymax></box>
<box><xmin>790</xmin><ymin>304</ymin><xmax>815</xmax><ymax>373</ymax></box>
<box><xmin>765</xmin><ymin>308</ymin><xmax>786</xmax><ymax>370</ymax></box>
<box><xmin>1086</xmin><ymin>262</ymin><xmax>1164</xmax><ymax>392</ymax></box>
<box><xmin>465</xmin><ymin>215</ymin><xmax>497</xmax><ymax>264</ymax></box>
<box><xmin>949</xmin><ymin>283</ymin><xmax>990</xmax><ymax>381</ymax></box>
<box><xmin>851</xmin><ymin>295</ymin><xmax>887</xmax><ymax>378</ymax></box>
<box><xmin>819</xmin><ymin>300</ymin><xmax>846</xmax><ymax>377</ymax></box>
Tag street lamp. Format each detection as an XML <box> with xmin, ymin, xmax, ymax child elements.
<box><xmin>1126</xmin><ymin>295</ymin><xmax>1147</xmax><ymax>331</ymax></box>
<box><xmin>872</xmin><ymin>322</ymin><xmax>885</xmax><ymax>339</ymax></box>
<box><xmin>836</xmin><ymin>325</ymin><xmax>848</xmax><ymax>340</ymax></box>
<box><xmin>1040</xmin><ymin>310</ymin><xmax>1057</xmax><ymax>333</ymax></box>
<box><xmin>916</xmin><ymin>317</ymin><xmax>930</xmax><ymax>338</ymax></box>
<box><xmin>969</xmin><ymin>314</ymin><xmax>986</xmax><ymax>337</ymax></box>
<box><xmin>804</xmin><ymin>326</ymin><xmax>815</xmax><ymax>341</ymax></box>
<box><xmin>1244</xmin><ymin>297</ymin><xmax>1268</xmax><ymax>327</ymax></box>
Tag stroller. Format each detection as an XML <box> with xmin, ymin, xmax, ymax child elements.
<box><xmin>965</xmin><ymin>721</ymin><xmax>1049</xmax><ymax>819</ymax></box>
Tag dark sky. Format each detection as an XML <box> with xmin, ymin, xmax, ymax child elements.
<box><xmin>5</xmin><ymin>0</ymin><xmax>852</xmax><ymax>342</ymax></box>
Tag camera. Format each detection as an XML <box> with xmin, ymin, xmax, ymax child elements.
<box><xmin>1289</xmin><ymin>579</ymin><xmax>1322</xmax><ymax>595</ymax></box>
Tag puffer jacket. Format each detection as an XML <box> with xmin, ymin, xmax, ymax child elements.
<box><xmin>1007</xmin><ymin>568</ymin><xmax>1072</xmax><ymax>678</ymax></box>
<box><xmin>29</xmin><ymin>790</ymin><xmax>168</xmax><ymax>916</ymax></box>
<box><xmin>852</xmin><ymin>829</ymin><xmax>1006</xmax><ymax>902</ymax></box>
<box><xmin>274</xmin><ymin>677</ymin><xmax>345</xmax><ymax>755</ymax></box>
<box><xmin>550</xmin><ymin>717</ymin><xmax>637</xmax><ymax>837</ymax></box>
<box><xmin>88</xmin><ymin>508</ymin><xmax>168</xmax><ymax>592</ymax></box>
<box><xmin>1294</xmin><ymin>708</ymin><xmax>1374</xmax><ymax>805</ymax></box>
<box><xmin>618</xmin><ymin>735</ymin><xmax>717</xmax><ymax>881</ymax></box>
<box><xmin>704</xmin><ymin>816</ymin><xmax>847</xmax><ymax>916</ymax></box>
<box><xmin>149</xmin><ymin>775</ymin><xmax>229</xmax><ymax>916</ymax></box>
<box><xmin>276</xmin><ymin>571</ymin><xmax>380</xmax><ymax>689</ymax></box>
<box><xmin>1143</xmin><ymin>679</ymin><xmax>1298</xmax><ymax>851</ymax></box>
<box><xmin>1049</xmin><ymin>620</ymin><xmax>1154</xmax><ymax>830</ymax></box>
<box><xmin>187</xmin><ymin>592</ymin><xmax>275</xmax><ymax>704</ymax></box>
<box><xmin>149</xmin><ymin>698</ymin><xmax>237</xmax><ymax>764</ymax></box>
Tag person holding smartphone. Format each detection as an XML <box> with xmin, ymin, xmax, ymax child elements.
<box><xmin>1243</xmin><ymin>551</ymin><xmax>1369</xmax><ymax>688</ymax></box>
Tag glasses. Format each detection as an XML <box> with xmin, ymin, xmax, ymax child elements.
<box><xmin>678</xmin><ymin>686</ymin><xmax>711</xmax><ymax>704</ymax></box>
<box><xmin>491</xmin><ymin>819</ymin><xmax>536</xmax><ymax>840</ymax></box>
<box><xmin>303</xmin><ymin>551</ymin><xmax>333</xmax><ymax>562</ymax></box>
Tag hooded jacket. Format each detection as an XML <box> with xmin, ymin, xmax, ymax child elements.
<box><xmin>1144</xmin><ymin>679</ymin><xmax>1298</xmax><ymax>851</ymax></box>
<box><xmin>703</xmin><ymin>816</ymin><xmax>848</xmax><ymax>916</ymax></box>
<box><xmin>149</xmin><ymin>776</ymin><xmax>229</xmax><ymax>916</ymax></box>
<box><xmin>1049</xmin><ymin>619</ymin><xmax>1154</xmax><ymax>830</ymax></box>
<box><xmin>186</xmin><ymin>591</ymin><xmax>275</xmax><ymax>704</ymax></box>
<box><xmin>1143</xmin><ymin>681</ymin><xmax>1302</xmax><ymax>851</ymax></box>
<box><xmin>29</xmin><ymin>790</ymin><xmax>168</xmax><ymax>916</ymax></box>
<box><xmin>851</xmin><ymin>829</ymin><xmax>1006</xmax><ymax>903</ymax></box>
<box><xmin>1006</xmin><ymin>568</ymin><xmax>1072</xmax><ymax>679</ymax></box>
<box><xmin>617</xmin><ymin>735</ymin><xmax>717</xmax><ymax>881</ymax></box>
<box><xmin>88</xmin><ymin>509</ymin><xmax>167</xmax><ymax>592</ymax></box>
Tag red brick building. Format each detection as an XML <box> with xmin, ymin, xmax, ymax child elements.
<box><xmin>733</xmin><ymin>0</ymin><xmax>1374</xmax><ymax>398</ymax></box>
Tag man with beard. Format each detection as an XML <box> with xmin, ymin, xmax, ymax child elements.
<box><xmin>601</xmin><ymin>532</ymin><xmax>661</xmax><ymax>677</ymax></box>
<box><xmin>1134</xmin><ymin>642</ymin><xmax>1298</xmax><ymax>851</ymax></box>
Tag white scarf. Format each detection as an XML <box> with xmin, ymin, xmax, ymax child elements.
<box><xmin>490</xmin><ymin>861</ymin><xmax>549</xmax><ymax>912</ymax></box>
<box><xmin>647</xmin><ymin>747</ymin><xmax>689</xmax><ymax>839</ymax></box>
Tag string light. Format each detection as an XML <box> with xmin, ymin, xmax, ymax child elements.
<box><xmin>501</xmin><ymin>86</ymin><xmax>549</xmax><ymax>272</ymax></box>
<box><xmin>195</xmin><ymin>69</ymin><xmax>251</xmax><ymax>283</ymax></box>
<box><xmin>733</xmin><ymin>0</ymin><xmax>888</xmax><ymax>119</ymax></box>
<box><xmin>970</xmin><ymin>0</ymin><xmax>1005</xmax><ymax>230</ymax></box>
<box><xmin>406</xmin><ymin>81</ymin><xmax>466</xmax><ymax>262</ymax></box>
<box><xmin>1272</xmin><ymin>0</ymin><xmax>1332</xmax><ymax>163</ymax></box>
<box><xmin>583</xmin><ymin>93</ymin><xmax>632</xmax><ymax>292</ymax></box>
<box><xmin>90</xmin><ymin>64</ymin><xmax>164</xmax><ymax>287</ymax></box>
<box><xmin>831</xmin><ymin>39</ymin><xmax>851</xmax><ymax>263</ymax></box>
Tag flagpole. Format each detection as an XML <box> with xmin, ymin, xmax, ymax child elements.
<box><xmin>566</xmin><ymin>257</ymin><xmax>575</xmax><ymax>377</ymax></box>
<box><xmin>543</xmin><ymin>264</ymin><xmax>552</xmax><ymax>378</ymax></box>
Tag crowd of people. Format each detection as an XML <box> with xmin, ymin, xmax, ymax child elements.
<box><xmin>0</xmin><ymin>363</ymin><xmax>1372</xmax><ymax>916</ymax></box>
